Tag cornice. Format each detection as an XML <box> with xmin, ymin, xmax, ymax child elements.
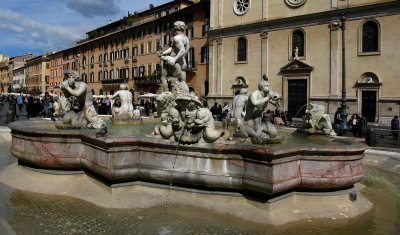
<box><xmin>208</xmin><ymin>2</ymin><xmax>400</xmax><ymax>38</ymax></box>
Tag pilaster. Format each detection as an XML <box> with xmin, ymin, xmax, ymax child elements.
<box><xmin>329</xmin><ymin>20</ymin><xmax>340</xmax><ymax>97</ymax></box>
<box><xmin>260</xmin><ymin>30</ymin><xmax>269</xmax><ymax>79</ymax></box>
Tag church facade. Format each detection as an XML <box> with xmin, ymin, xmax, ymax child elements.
<box><xmin>207</xmin><ymin>0</ymin><xmax>400</xmax><ymax>123</ymax></box>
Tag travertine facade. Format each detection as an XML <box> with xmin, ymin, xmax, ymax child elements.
<box><xmin>208</xmin><ymin>0</ymin><xmax>400</xmax><ymax>123</ymax></box>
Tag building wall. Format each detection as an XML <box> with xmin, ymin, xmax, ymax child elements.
<box><xmin>208</xmin><ymin>0</ymin><xmax>400</xmax><ymax>122</ymax></box>
<box><xmin>66</xmin><ymin>0</ymin><xmax>209</xmax><ymax>104</ymax></box>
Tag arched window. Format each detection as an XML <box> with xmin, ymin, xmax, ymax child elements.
<box><xmin>292</xmin><ymin>30</ymin><xmax>304</xmax><ymax>57</ymax></box>
<box><xmin>98</xmin><ymin>71</ymin><xmax>102</xmax><ymax>81</ymax></box>
<box><xmin>91</xmin><ymin>89</ymin><xmax>95</xmax><ymax>95</ymax></box>
<box><xmin>237</xmin><ymin>37</ymin><xmax>247</xmax><ymax>62</ymax></box>
<box><xmin>99</xmin><ymin>89</ymin><xmax>103</xmax><ymax>95</ymax></box>
<box><xmin>362</xmin><ymin>21</ymin><xmax>379</xmax><ymax>52</ymax></box>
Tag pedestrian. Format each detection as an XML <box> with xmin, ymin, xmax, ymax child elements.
<box><xmin>16</xmin><ymin>93</ymin><xmax>24</xmax><ymax>112</ymax></box>
<box><xmin>334</xmin><ymin>107</ymin><xmax>344</xmax><ymax>135</ymax></box>
<box><xmin>347</xmin><ymin>113</ymin><xmax>361</xmax><ymax>137</ymax></box>
<box><xmin>391</xmin><ymin>115</ymin><xmax>399</xmax><ymax>139</ymax></box>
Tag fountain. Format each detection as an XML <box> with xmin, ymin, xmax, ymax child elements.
<box><xmin>0</xmin><ymin>21</ymin><xmax>374</xmax><ymax>229</ymax></box>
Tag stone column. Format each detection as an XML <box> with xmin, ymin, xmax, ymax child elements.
<box><xmin>208</xmin><ymin>38</ymin><xmax>216</xmax><ymax>96</ymax></box>
<box><xmin>329</xmin><ymin>20</ymin><xmax>340</xmax><ymax>97</ymax></box>
<box><xmin>260</xmin><ymin>30</ymin><xmax>268</xmax><ymax>79</ymax></box>
<box><xmin>216</xmin><ymin>37</ymin><xmax>223</xmax><ymax>95</ymax></box>
<box><xmin>218</xmin><ymin>0</ymin><xmax>222</xmax><ymax>28</ymax></box>
<box><xmin>331</xmin><ymin>0</ymin><xmax>338</xmax><ymax>9</ymax></box>
<box><xmin>262</xmin><ymin>0</ymin><xmax>268</xmax><ymax>19</ymax></box>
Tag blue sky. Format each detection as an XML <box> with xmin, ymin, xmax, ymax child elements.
<box><xmin>0</xmin><ymin>0</ymin><xmax>170</xmax><ymax>58</ymax></box>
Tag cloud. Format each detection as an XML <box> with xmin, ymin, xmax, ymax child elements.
<box><xmin>65</xmin><ymin>0</ymin><xmax>120</xmax><ymax>18</ymax></box>
<box><xmin>0</xmin><ymin>8</ymin><xmax>81</xmax><ymax>53</ymax></box>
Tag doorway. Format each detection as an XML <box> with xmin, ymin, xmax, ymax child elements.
<box><xmin>362</xmin><ymin>90</ymin><xmax>376</xmax><ymax>122</ymax></box>
<box><xmin>288</xmin><ymin>79</ymin><xmax>307</xmax><ymax>118</ymax></box>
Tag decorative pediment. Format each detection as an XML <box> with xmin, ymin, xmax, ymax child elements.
<box><xmin>280</xmin><ymin>59</ymin><xmax>313</xmax><ymax>75</ymax></box>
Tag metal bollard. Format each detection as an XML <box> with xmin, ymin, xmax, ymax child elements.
<box><xmin>366</xmin><ymin>128</ymin><xmax>375</xmax><ymax>147</ymax></box>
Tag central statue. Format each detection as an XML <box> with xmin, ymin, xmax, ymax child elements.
<box><xmin>157</xmin><ymin>21</ymin><xmax>190</xmax><ymax>96</ymax></box>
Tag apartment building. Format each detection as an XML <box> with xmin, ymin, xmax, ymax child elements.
<box><xmin>48</xmin><ymin>51</ymin><xmax>64</xmax><ymax>96</ymax></box>
<box><xmin>65</xmin><ymin>0</ymin><xmax>210</xmax><ymax>104</ymax></box>
<box><xmin>10</xmin><ymin>53</ymin><xmax>33</xmax><ymax>93</ymax></box>
<box><xmin>25</xmin><ymin>55</ymin><xmax>50</xmax><ymax>96</ymax></box>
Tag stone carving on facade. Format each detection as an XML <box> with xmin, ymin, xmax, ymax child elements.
<box><xmin>302</xmin><ymin>103</ymin><xmax>336</xmax><ymax>136</ymax></box>
<box><xmin>231</xmin><ymin>75</ymin><xmax>284</xmax><ymax>144</ymax></box>
<box><xmin>157</xmin><ymin>21</ymin><xmax>190</xmax><ymax>96</ymax></box>
<box><xmin>56</xmin><ymin>70</ymin><xmax>105</xmax><ymax>130</ymax></box>
<box><xmin>110</xmin><ymin>84</ymin><xmax>140</xmax><ymax>122</ymax></box>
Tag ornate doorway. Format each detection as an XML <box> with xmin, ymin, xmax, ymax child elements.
<box><xmin>288</xmin><ymin>79</ymin><xmax>307</xmax><ymax>117</ymax></box>
<box><xmin>362</xmin><ymin>90</ymin><xmax>377</xmax><ymax>122</ymax></box>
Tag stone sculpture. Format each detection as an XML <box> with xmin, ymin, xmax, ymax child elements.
<box><xmin>153</xmin><ymin>93</ymin><xmax>226</xmax><ymax>144</ymax></box>
<box><xmin>302</xmin><ymin>103</ymin><xmax>337</xmax><ymax>136</ymax></box>
<box><xmin>110</xmin><ymin>84</ymin><xmax>140</xmax><ymax>122</ymax></box>
<box><xmin>157</xmin><ymin>21</ymin><xmax>190</xmax><ymax>96</ymax></box>
<box><xmin>56</xmin><ymin>70</ymin><xmax>105</xmax><ymax>130</ymax></box>
<box><xmin>232</xmin><ymin>75</ymin><xmax>284</xmax><ymax>144</ymax></box>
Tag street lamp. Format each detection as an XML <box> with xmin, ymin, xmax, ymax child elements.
<box><xmin>340</xmin><ymin>14</ymin><xmax>348</xmax><ymax>131</ymax></box>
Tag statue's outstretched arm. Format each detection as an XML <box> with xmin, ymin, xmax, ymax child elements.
<box><xmin>65</xmin><ymin>83</ymin><xmax>86</xmax><ymax>97</ymax></box>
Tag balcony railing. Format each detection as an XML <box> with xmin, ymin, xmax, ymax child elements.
<box><xmin>133</xmin><ymin>74</ymin><xmax>161</xmax><ymax>87</ymax></box>
<box><xmin>101</xmin><ymin>78</ymin><xmax>127</xmax><ymax>85</ymax></box>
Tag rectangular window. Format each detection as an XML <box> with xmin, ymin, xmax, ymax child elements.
<box><xmin>163</xmin><ymin>34</ymin><xmax>170</xmax><ymax>45</ymax></box>
<box><xmin>125</xmin><ymin>68</ymin><xmax>130</xmax><ymax>79</ymax></box>
<box><xmin>156</xmin><ymin>40</ymin><xmax>161</xmax><ymax>52</ymax></box>
<box><xmin>139</xmin><ymin>66</ymin><xmax>145</xmax><ymax>77</ymax></box>
<box><xmin>202</xmin><ymin>24</ymin><xmax>209</xmax><ymax>37</ymax></box>
<box><xmin>147</xmin><ymin>64</ymin><xmax>152</xmax><ymax>76</ymax></box>
<box><xmin>186</xmin><ymin>27</ymin><xmax>193</xmax><ymax>39</ymax></box>
<box><xmin>147</xmin><ymin>41</ymin><xmax>152</xmax><ymax>54</ymax></box>
<box><xmin>201</xmin><ymin>45</ymin><xmax>209</xmax><ymax>63</ymax></box>
<box><xmin>133</xmin><ymin>66</ymin><xmax>138</xmax><ymax>77</ymax></box>
<box><xmin>187</xmin><ymin>47</ymin><xmax>195</xmax><ymax>69</ymax></box>
<box><xmin>110</xmin><ymin>70</ymin><xmax>114</xmax><ymax>80</ymax></box>
<box><xmin>140</xmin><ymin>44</ymin><xmax>144</xmax><ymax>54</ymax></box>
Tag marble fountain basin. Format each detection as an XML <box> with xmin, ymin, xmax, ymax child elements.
<box><xmin>8</xmin><ymin>120</ymin><xmax>366</xmax><ymax>196</ymax></box>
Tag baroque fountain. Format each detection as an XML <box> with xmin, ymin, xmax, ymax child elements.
<box><xmin>0</xmin><ymin>21</ymin><xmax>376</xmax><ymax>230</ymax></box>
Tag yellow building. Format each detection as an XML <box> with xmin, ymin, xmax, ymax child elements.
<box><xmin>25</xmin><ymin>55</ymin><xmax>50</xmax><ymax>96</ymax></box>
<box><xmin>65</xmin><ymin>0</ymin><xmax>210</xmax><ymax>105</ymax></box>
<box><xmin>48</xmin><ymin>51</ymin><xmax>64</xmax><ymax>96</ymax></box>
<box><xmin>208</xmin><ymin>0</ymin><xmax>400</xmax><ymax>123</ymax></box>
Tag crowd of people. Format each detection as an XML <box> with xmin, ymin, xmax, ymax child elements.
<box><xmin>0</xmin><ymin>92</ymin><xmax>59</xmax><ymax>119</ymax></box>
<box><xmin>209</xmin><ymin>101</ymin><xmax>293</xmax><ymax>127</ymax></box>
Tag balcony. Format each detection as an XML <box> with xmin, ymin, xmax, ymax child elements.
<box><xmin>124</xmin><ymin>57</ymin><xmax>129</xmax><ymax>63</ymax></box>
<box><xmin>110</xmin><ymin>60</ymin><xmax>114</xmax><ymax>66</ymax></box>
<box><xmin>103</xmin><ymin>61</ymin><xmax>108</xmax><ymax>67</ymax></box>
<box><xmin>132</xmin><ymin>56</ymin><xmax>138</xmax><ymax>62</ymax></box>
<box><xmin>133</xmin><ymin>74</ymin><xmax>161</xmax><ymax>87</ymax></box>
<box><xmin>101</xmin><ymin>78</ymin><xmax>127</xmax><ymax>86</ymax></box>
<box><xmin>90</xmin><ymin>63</ymin><xmax>94</xmax><ymax>68</ymax></box>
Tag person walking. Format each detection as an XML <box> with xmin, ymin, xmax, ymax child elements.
<box><xmin>391</xmin><ymin>115</ymin><xmax>399</xmax><ymax>140</ymax></box>
<box><xmin>16</xmin><ymin>93</ymin><xmax>24</xmax><ymax>112</ymax></box>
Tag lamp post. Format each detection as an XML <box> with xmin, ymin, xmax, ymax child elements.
<box><xmin>340</xmin><ymin>14</ymin><xmax>348</xmax><ymax>131</ymax></box>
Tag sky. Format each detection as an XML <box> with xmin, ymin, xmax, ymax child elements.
<box><xmin>0</xmin><ymin>0</ymin><xmax>171</xmax><ymax>58</ymax></box>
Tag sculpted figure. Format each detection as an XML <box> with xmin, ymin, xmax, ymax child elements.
<box><xmin>231</xmin><ymin>88</ymin><xmax>248</xmax><ymax>124</ymax></box>
<box><xmin>57</xmin><ymin>71</ymin><xmax>105</xmax><ymax>129</ymax></box>
<box><xmin>110</xmin><ymin>84</ymin><xmax>134</xmax><ymax>120</ymax></box>
<box><xmin>157</xmin><ymin>21</ymin><xmax>190</xmax><ymax>95</ymax></box>
<box><xmin>195</xmin><ymin>107</ymin><xmax>223</xmax><ymax>143</ymax></box>
<box><xmin>303</xmin><ymin>103</ymin><xmax>336</xmax><ymax>136</ymax></box>
<box><xmin>237</xmin><ymin>75</ymin><xmax>282</xmax><ymax>143</ymax></box>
